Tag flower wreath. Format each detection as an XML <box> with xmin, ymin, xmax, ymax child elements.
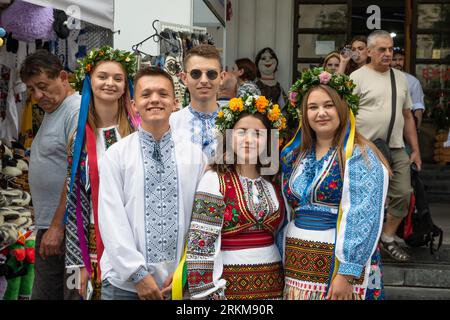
<box><xmin>71</xmin><ymin>45</ymin><xmax>137</xmax><ymax>92</ymax></box>
<box><xmin>286</xmin><ymin>67</ymin><xmax>360</xmax><ymax>122</ymax></box>
<box><xmin>216</xmin><ymin>94</ymin><xmax>287</xmax><ymax>138</ymax></box>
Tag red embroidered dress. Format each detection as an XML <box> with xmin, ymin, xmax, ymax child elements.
<box><xmin>186</xmin><ymin>170</ymin><xmax>284</xmax><ymax>300</ymax></box>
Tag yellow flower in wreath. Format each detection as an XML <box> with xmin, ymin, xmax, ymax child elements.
<box><xmin>218</xmin><ymin>111</ymin><xmax>224</xmax><ymax>119</ymax></box>
<box><xmin>255</xmin><ymin>96</ymin><xmax>269</xmax><ymax>113</ymax></box>
<box><xmin>229</xmin><ymin>97</ymin><xmax>244</xmax><ymax>112</ymax></box>
<box><xmin>268</xmin><ymin>104</ymin><xmax>281</xmax><ymax>122</ymax></box>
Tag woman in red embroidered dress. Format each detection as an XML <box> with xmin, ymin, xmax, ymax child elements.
<box><xmin>186</xmin><ymin>95</ymin><xmax>286</xmax><ymax>300</ymax></box>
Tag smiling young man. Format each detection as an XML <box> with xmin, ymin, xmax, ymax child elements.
<box><xmin>350</xmin><ymin>30</ymin><xmax>421</xmax><ymax>263</ymax></box>
<box><xmin>170</xmin><ymin>44</ymin><xmax>224</xmax><ymax>162</ymax></box>
<box><xmin>97</xmin><ymin>67</ymin><xmax>205</xmax><ymax>300</ymax></box>
<box><xmin>20</xmin><ymin>50</ymin><xmax>80</xmax><ymax>300</ymax></box>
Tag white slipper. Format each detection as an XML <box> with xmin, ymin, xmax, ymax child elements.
<box><xmin>11</xmin><ymin>191</ymin><xmax>31</xmax><ymax>206</ymax></box>
<box><xmin>2</xmin><ymin>166</ymin><xmax>22</xmax><ymax>177</ymax></box>
<box><xmin>1</xmin><ymin>188</ymin><xmax>23</xmax><ymax>197</ymax></box>
<box><xmin>16</xmin><ymin>159</ymin><xmax>28</xmax><ymax>171</ymax></box>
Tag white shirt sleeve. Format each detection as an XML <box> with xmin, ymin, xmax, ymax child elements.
<box><xmin>98</xmin><ymin>147</ymin><xmax>148</xmax><ymax>283</ymax></box>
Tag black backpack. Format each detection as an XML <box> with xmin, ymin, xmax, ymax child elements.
<box><xmin>397</xmin><ymin>164</ymin><xmax>443</xmax><ymax>254</ymax></box>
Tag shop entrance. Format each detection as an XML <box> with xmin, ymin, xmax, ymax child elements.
<box><xmin>293</xmin><ymin>0</ymin><xmax>409</xmax><ymax>79</ymax></box>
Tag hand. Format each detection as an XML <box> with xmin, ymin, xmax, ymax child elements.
<box><xmin>161</xmin><ymin>273</ymin><xmax>174</xmax><ymax>300</ymax></box>
<box><xmin>39</xmin><ymin>224</ymin><xmax>65</xmax><ymax>259</ymax></box>
<box><xmin>410</xmin><ymin>151</ymin><xmax>422</xmax><ymax>171</ymax></box>
<box><xmin>339</xmin><ymin>52</ymin><xmax>351</xmax><ymax>64</ymax></box>
<box><xmin>135</xmin><ymin>274</ymin><xmax>163</xmax><ymax>300</ymax></box>
<box><xmin>79</xmin><ymin>267</ymin><xmax>90</xmax><ymax>299</ymax></box>
<box><xmin>325</xmin><ymin>275</ymin><xmax>354</xmax><ymax>300</ymax></box>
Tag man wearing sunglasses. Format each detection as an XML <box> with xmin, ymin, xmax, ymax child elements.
<box><xmin>170</xmin><ymin>44</ymin><xmax>224</xmax><ymax>162</ymax></box>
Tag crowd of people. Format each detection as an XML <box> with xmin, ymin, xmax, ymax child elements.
<box><xmin>19</xmin><ymin>29</ymin><xmax>423</xmax><ymax>300</ymax></box>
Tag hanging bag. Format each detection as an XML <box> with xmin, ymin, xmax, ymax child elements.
<box><xmin>372</xmin><ymin>69</ymin><xmax>396</xmax><ymax>165</ymax></box>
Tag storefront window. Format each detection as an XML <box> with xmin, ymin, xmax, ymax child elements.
<box><xmin>416</xmin><ymin>34</ymin><xmax>450</xmax><ymax>59</ymax></box>
<box><xmin>298</xmin><ymin>34</ymin><xmax>346</xmax><ymax>59</ymax></box>
<box><xmin>298</xmin><ymin>4</ymin><xmax>347</xmax><ymax>28</ymax></box>
<box><xmin>416</xmin><ymin>64</ymin><xmax>450</xmax><ymax>90</ymax></box>
<box><xmin>418</xmin><ymin>3</ymin><xmax>450</xmax><ymax>29</ymax></box>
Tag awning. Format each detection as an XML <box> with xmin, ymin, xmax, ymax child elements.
<box><xmin>22</xmin><ymin>0</ymin><xmax>114</xmax><ymax>30</ymax></box>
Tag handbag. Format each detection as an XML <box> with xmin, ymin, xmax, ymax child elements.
<box><xmin>372</xmin><ymin>69</ymin><xmax>396</xmax><ymax>166</ymax></box>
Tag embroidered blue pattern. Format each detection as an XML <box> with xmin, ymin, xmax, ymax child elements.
<box><xmin>188</xmin><ymin>105</ymin><xmax>219</xmax><ymax>159</ymax></box>
<box><xmin>339</xmin><ymin>146</ymin><xmax>384</xmax><ymax>277</ymax></box>
<box><xmin>290</xmin><ymin>148</ymin><xmax>341</xmax><ymax>218</ymax></box>
<box><xmin>139</xmin><ymin>128</ymin><xmax>179</xmax><ymax>264</ymax></box>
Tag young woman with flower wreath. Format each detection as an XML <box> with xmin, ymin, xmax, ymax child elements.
<box><xmin>185</xmin><ymin>95</ymin><xmax>287</xmax><ymax>300</ymax></box>
<box><xmin>280</xmin><ymin>67</ymin><xmax>391</xmax><ymax>300</ymax></box>
<box><xmin>64</xmin><ymin>46</ymin><xmax>138</xmax><ymax>300</ymax></box>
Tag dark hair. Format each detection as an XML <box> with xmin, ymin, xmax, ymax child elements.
<box><xmin>20</xmin><ymin>50</ymin><xmax>64</xmax><ymax>82</ymax></box>
<box><xmin>234</xmin><ymin>58</ymin><xmax>258</xmax><ymax>81</ymax></box>
<box><xmin>255</xmin><ymin>47</ymin><xmax>279</xmax><ymax>78</ymax></box>
<box><xmin>134</xmin><ymin>67</ymin><xmax>175</xmax><ymax>96</ymax></box>
<box><xmin>212</xmin><ymin>113</ymin><xmax>277</xmax><ymax>178</ymax></box>
<box><xmin>345</xmin><ymin>35</ymin><xmax>370</xmax><ymax>74</ymax></box>
<box><xmin>393</xmin><ymin>47</ymin><xmax>405</xmax><ymax>55</ymax></box>
<box><xmin>351</xmin><ymin>35</ymin><xmax>367</xmax><ymax>47</ymax></box>
<box><xmin>183</xmin><ymin>44</ymin><xmax>222</xmax><ymax>70</ymax></box>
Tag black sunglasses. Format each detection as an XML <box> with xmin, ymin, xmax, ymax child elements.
<box><xmin>188</xmin><ymin>69</ymin><xmax>219</xmax><ymax>80</ymax></box>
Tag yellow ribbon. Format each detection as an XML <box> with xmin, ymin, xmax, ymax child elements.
<box><xmin>172</xmin><ymin>245</ymin><xmax>187</xmax><ymax>300</ymax></box>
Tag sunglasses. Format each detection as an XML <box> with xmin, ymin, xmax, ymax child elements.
<box><xmin>188</xmin><ymin>69</ymin><xmax>219</xmax><ymax>80</ymax></box>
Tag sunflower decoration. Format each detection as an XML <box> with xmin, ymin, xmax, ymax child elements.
<box><xmin>216</xmin><ymin>94</ymin><xmax>287</xmax><ymax>141</ymax></box>
<box><xmin>71</xmin><ymin>45</ymin><xmax>137</xmax><ymax>92</ymax></box>
<box><xmin>286</xmin><ymin>67</ymin><xmax>360</xmax><ymax>124</ymax></box>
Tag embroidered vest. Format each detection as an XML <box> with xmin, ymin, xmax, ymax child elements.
<box><xmin>218</xmin><ymin>171</ymin><xmax>284</xmax><ymax>249</ymax></box>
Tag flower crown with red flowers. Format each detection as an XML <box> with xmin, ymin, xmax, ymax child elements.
<box><xmin>286</xmin><ymin>67</ymin><xmax>360</xmax><ymax>122</ymax></box>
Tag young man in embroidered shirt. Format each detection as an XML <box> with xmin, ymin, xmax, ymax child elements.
<box><xmin>170</xmin><ymin>44</ymin><xmax>225</xmax><ymax>162</ymax></box>
<box><xmin>98</xmin><ymin>67</ymin><xmax>206</xmax><ymax>300</ymax></box>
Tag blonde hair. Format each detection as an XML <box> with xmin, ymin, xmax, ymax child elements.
<box><xmin>323</xmin><ymin>52</ymin><xmax>340</xmax><ymax>70</ymax></box>
<box><xmin>88</xmin><ymin>61</ymin><xmax>135</xmax><ymax>138</ymax></box>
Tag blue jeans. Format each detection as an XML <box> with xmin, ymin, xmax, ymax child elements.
<box><xmin>101</xmin><ymin>280</ymin><xmax>140</xmax><ymax>300</ymax></box>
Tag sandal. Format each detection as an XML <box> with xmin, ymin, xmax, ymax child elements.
<box><xmin>380</xmin><ymin>239</ymin><xmax>410</xmax><ymax>262</ymax></box>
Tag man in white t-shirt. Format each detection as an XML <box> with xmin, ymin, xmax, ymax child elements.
<box><xmin>350</xmin><ymin>30</ymin><xmax>421</xmax><ymax>262</ymax></box>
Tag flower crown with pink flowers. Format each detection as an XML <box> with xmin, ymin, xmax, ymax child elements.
<box><xmin>286</xmin><ymin>67</ymin><xmax>359</xmax><ymax>121</ymax></box>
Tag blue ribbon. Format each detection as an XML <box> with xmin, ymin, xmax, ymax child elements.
<box><xmin>65</xmin><ymin>75</ymin><xmax>92</xmax><ymax>224</ymax></box>
<box><xmin>280</xmin><ymin>127</ymin><xmax>302</xmax><ymax>173</ymax></box>
<box><xmin>128</xmin><ymin>77</ymin><xmax>134</xmax><ymax>100</ymax></box>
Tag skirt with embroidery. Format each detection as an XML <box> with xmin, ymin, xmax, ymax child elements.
<box><xmin>221</xmin><ymin>244</ymin><xmax>284</xmax><ymax>300</ymax></box>
<box><xmin>283</xmin><ymin>221</ymin><xmax>375</xmax><ymax>300</ymax></box>
<box><xmin>88</xmin><ymin>224</ymin><xmax>101</xmax><ymax>300</ymax></box>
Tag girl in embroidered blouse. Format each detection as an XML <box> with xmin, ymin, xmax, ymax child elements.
<box><xmin>185</xmin><ymin>96</ymin><xmax>286</xmax><ymax>300</ymax></box>
<box><xmin>65</xmin><ymin>47</ymin><xmax>138</xmax><ymax>300</ymax></box>
<box><xmin>281</xmin><ymin>69</ymin><xmax>391</xmax><ymax>300</ymax></box>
